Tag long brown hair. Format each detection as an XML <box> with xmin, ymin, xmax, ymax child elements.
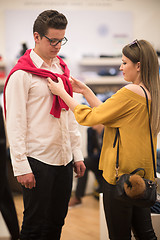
<box><xmin>122</xmin><ymin>40</ymin><xmax>160</xmax><ymax>135</ymax></box>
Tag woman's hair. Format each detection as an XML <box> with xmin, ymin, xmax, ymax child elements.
<box><xmin>122</xmin><ymin>40</ymin><xmax>160</xmax><ymax>135</ymax></box>
<box><xmin>33</xmin><ymin>10</ymin><xmax>68</xmax><ymax>37</ymax></box>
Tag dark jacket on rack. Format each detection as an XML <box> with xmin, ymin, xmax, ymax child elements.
<box><xmin>0</xmin><ymin>105</ymin><xmax>19</xmax><ymax>240</ymax></box>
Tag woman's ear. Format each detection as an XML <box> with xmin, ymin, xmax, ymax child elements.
<box><xmin>136</xmin><ymin>62</ymin><xmax>140</xmax><ymax>72</ymax></box>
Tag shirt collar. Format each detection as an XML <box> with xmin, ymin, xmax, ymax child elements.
<box><xmin>30</xmin><ymin>49</ymin><xmax>59</xmax><ymax>68</ymax></box>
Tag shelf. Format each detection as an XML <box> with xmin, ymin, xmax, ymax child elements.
<box><xmin>79</xmin><ymin>57</ymin><xmax>125</xmax><ymax>94</ymax></box>
<box><xmin>80</xmin><ymin>57</ymin><xmax>160</xmax><ymax>66</ymax></box>
<box><xmin>84</xmin><ymin>75</ymin><xmax>126</xmax><ymax>85</ymax></box>
<box><xmin>0</xmin><ymin>79</ymin><xmax>6</xmax><ymax>86</ymax></box>
<box><xmin>79</xmin><ymin>57</ymin><xmax>121</xmax><ymax>66</ymax></box>
<box><xmin>0</xmin><ymin>61</ymin><xmax>6</xmax><ymax>67</ymax></box>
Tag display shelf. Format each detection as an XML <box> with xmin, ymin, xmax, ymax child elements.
<box><xmin>0</xmin><ymin>60</ymin><xmax>6</xmax><ymax>82</ymax></box>
<box><xmin>0</xmin><ymin>60</ymin><xmax>6</xmax><ymax>67</ymax></box>
<box><xmin>0</xmin><ymin>79</ymin><xmax>5</xmax><ymax>93</ymax></box>
<box><xmin>84</xmin><ymin>75</ymin><xmax>125</xmax><ymax>85</ymax></box>
<box><xmin>0</xmin><ymin>79</ymin><xmax>6</xmax><ymax>85</ymax></box>
<box><xmin>79</xmin><ymin>57</ymin><xmax>125</xmax><ymax>93</ymax></box>
<box><xmin>79</xmin><ymin>57</ymin><xmax>121</xmax><ymax>66</ymax></box>
<box><xmin>80</xmin><ymin>57</ymin><xmax>160</xmax><ymax>66</ymax></box>
<box><xmin>0</xmin><ymin>63</ymin><xmax>5</xmax><ymax>68</ymax></box>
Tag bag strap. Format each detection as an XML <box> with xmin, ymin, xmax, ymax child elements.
<box><xmin>113</xmin><ymin>128</ymin><xmax>119</xmax><ymax>170</ymax></box>
<box><xmin>113</xmin><ymin>86</ymin><xmax>157</xmax><ymax>179</ymax></box>
<box><xmin>113</xmin><ymin>128</ymin><xmax>120</xmax><ymax>179</ymax></box>
<box><xmin>130</xmin><ymin>168</ymin><xmax>145</xmax><ymax>176</ymax></box>
<box><xmin>140</xmin><ymin>86</ymin><xmax>157</xmax><ymax>178</ymax></box>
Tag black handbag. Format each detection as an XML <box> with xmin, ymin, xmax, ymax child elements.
<box><xmin>114</xmin><ymin>86</ymin><xmax>157</xmax><ymax>208</ymax></box>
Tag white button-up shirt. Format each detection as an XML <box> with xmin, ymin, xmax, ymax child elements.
<box><xmin>5</xmin><ymin>50</ymin><xmax>84</xmax><ymax>176</ymax></box>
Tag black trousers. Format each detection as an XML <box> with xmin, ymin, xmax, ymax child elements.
<box><xmin>75</xmin><ymin>157</ymin><xmax>104</xmax><ymax>198</ymax></box>
<box><xmin>103</xmin><ymin>180</ymin><xmax>157</xmax><ymax>240</ymax></box>
<box><xmin>20</xmin><ymin>157</ymin><xmax>73</xmax><ymax>240</ymax></box>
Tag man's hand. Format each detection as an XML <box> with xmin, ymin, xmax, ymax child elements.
<box><xmin>73</xmin><ymin>161</ymin><xmax>86</xmax><ymax>178</ymax></box>
<box><xmin>17</xmin><ymin>173</ymin><xmax>36</xmax><ymax>189</ymax></box>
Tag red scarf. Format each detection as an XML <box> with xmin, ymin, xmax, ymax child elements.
<box><xmin>3</xmin><ymin>49</ymin><xmax>73</xmax><ymax>118</ymax></box>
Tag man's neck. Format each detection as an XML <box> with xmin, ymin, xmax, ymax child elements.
<box><xmin>33</xmin><ymin>48</ymin><xmax>54</xmax><ymax>67</ymax></box>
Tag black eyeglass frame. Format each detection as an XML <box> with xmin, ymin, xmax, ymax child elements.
<box><xmin>43</xmin><ymin>35</ymin><xmax>68</xmax><ymax>46</ymax></box>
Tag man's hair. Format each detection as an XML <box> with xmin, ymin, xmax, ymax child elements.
<box><xmin>33</xmin><ymin>10</ymin><xmax>68</xmax><ymax>37</ymax></box>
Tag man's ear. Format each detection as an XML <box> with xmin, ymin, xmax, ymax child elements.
<box><xmin>33</xmin><ymin>32</ymin><xmax>41</xmax><ymax>44</ymax></box>
<box><xmin>137</xmin><ymin>62</ymin><xmax>140</xmax><ymax>72</ymax></box>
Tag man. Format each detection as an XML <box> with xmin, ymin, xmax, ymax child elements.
<box><xmin>4</xmin><ymin>10</ymin><xmax>85</xmax><ymax>240</ymax></box>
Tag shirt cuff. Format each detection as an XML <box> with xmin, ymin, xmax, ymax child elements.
<box><xmin>73</xmin><ymin>148</ymin><xmax>84</xmax><ymax>162</ymax></box>
<box><xmin>11</xmin><ymin>157</ymin><xmax>32</xmax><ymax>177</ymax></box>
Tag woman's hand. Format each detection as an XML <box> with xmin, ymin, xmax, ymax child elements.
<box><xmin>70</xmin><ymin>76</ymin><xmax>101</xmax><ymax>107</ymax></box>
<box><xmin>47</xmin><ymin>77</ymin><xmax>64</xmax><ymax>96</ymax></box>
<box><xmin>48</xmin><ymin>76</ymin><xmax>79</xmax><ymax>111</ymax></box>
<box><xmin>70</xmin><ymin>76</ymin><xmax>88</xmax><ymax>94</ymax></box>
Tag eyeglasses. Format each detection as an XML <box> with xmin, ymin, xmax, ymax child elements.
<box><xmin>43</xmin><ymin>35</ymin><xmax>68</xmax><ymax>46</ymax></box>
<box><xmin>129</xmin><ymin>39</ymin><xmax>140</xmax><ymax>49</ymax></box>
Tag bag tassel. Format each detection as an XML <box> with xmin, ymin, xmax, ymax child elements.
<box><xmin>124</xmin><ymin>175</ymin><xmax>146</xmax><ymax>199</ymax></box>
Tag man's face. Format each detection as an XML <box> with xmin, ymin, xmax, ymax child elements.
<box><xmin>34</xmin><ymin>28</ymin><xmax>66</xmax><ymax>63</ymax></box>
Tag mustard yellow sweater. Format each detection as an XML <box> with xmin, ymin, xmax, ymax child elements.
<box><xmin>74</xmin><ymin>87</ymin><xmax>157</xmax><ymax>185</ymax></box>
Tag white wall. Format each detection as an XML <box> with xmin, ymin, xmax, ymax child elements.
<box><xmin>0</xmin><ymin>0</ymin><xmax>160</xmax><ymax>63</ymax></box>
<box><xmin>5</xmin><ymin>10</ymin><xmax>133</xmax><ymax>63</ymax></box>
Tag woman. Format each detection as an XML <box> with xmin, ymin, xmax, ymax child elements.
<box><xmin>48</xmin><ymin>40</ymin><xmax>160</xmax><ymax>239</ymax></box>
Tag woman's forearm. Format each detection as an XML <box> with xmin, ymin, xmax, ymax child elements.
<box><xmin>60</xmin><ymin>87</ymin><xmax>102</xmax><ymax>112</ymax></box>
<box><xmin>60</xmin><ymin>86</ymin><xmax>102</xmax><ymax>111</ymax></box>
<box><xmin>70</xmin><ymin>77</ymin><xmax>102</xmax><ymax>107</ymax></box>
<box><xmin>60</xmin><ymin>90</ymin><xmax>79</xmax><ymax>112</ymax></box>
<box><xmin>47</xmin><ymin>77</ymin><xmax>102</xmax><ymax>110</ymax></box>
<box><xmin>82</xmin><ymin>86</ymin><xmax>102</xmax><ymax>107</ymax></box>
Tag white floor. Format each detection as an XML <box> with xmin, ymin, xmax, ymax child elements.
<box><xmin>0</xmin><ymin>212</ymin><xmax>10</xmax><ymax>240</ymax></box>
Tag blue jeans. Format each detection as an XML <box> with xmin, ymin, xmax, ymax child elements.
<box><xmin>20</xmin><ymin>157</ymin><xmax>73</xmax><ymax>240</ymax></box>
<box><xmin>103</xmin><ymin>180</ymin><xmax>157</xmax><ymax>240</ymax></box>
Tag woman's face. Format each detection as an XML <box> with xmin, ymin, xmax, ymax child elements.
<box><xmin>119</xmin><ymin>54</ymin><xmax>140</xmax><ymax>84</ymax></box>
